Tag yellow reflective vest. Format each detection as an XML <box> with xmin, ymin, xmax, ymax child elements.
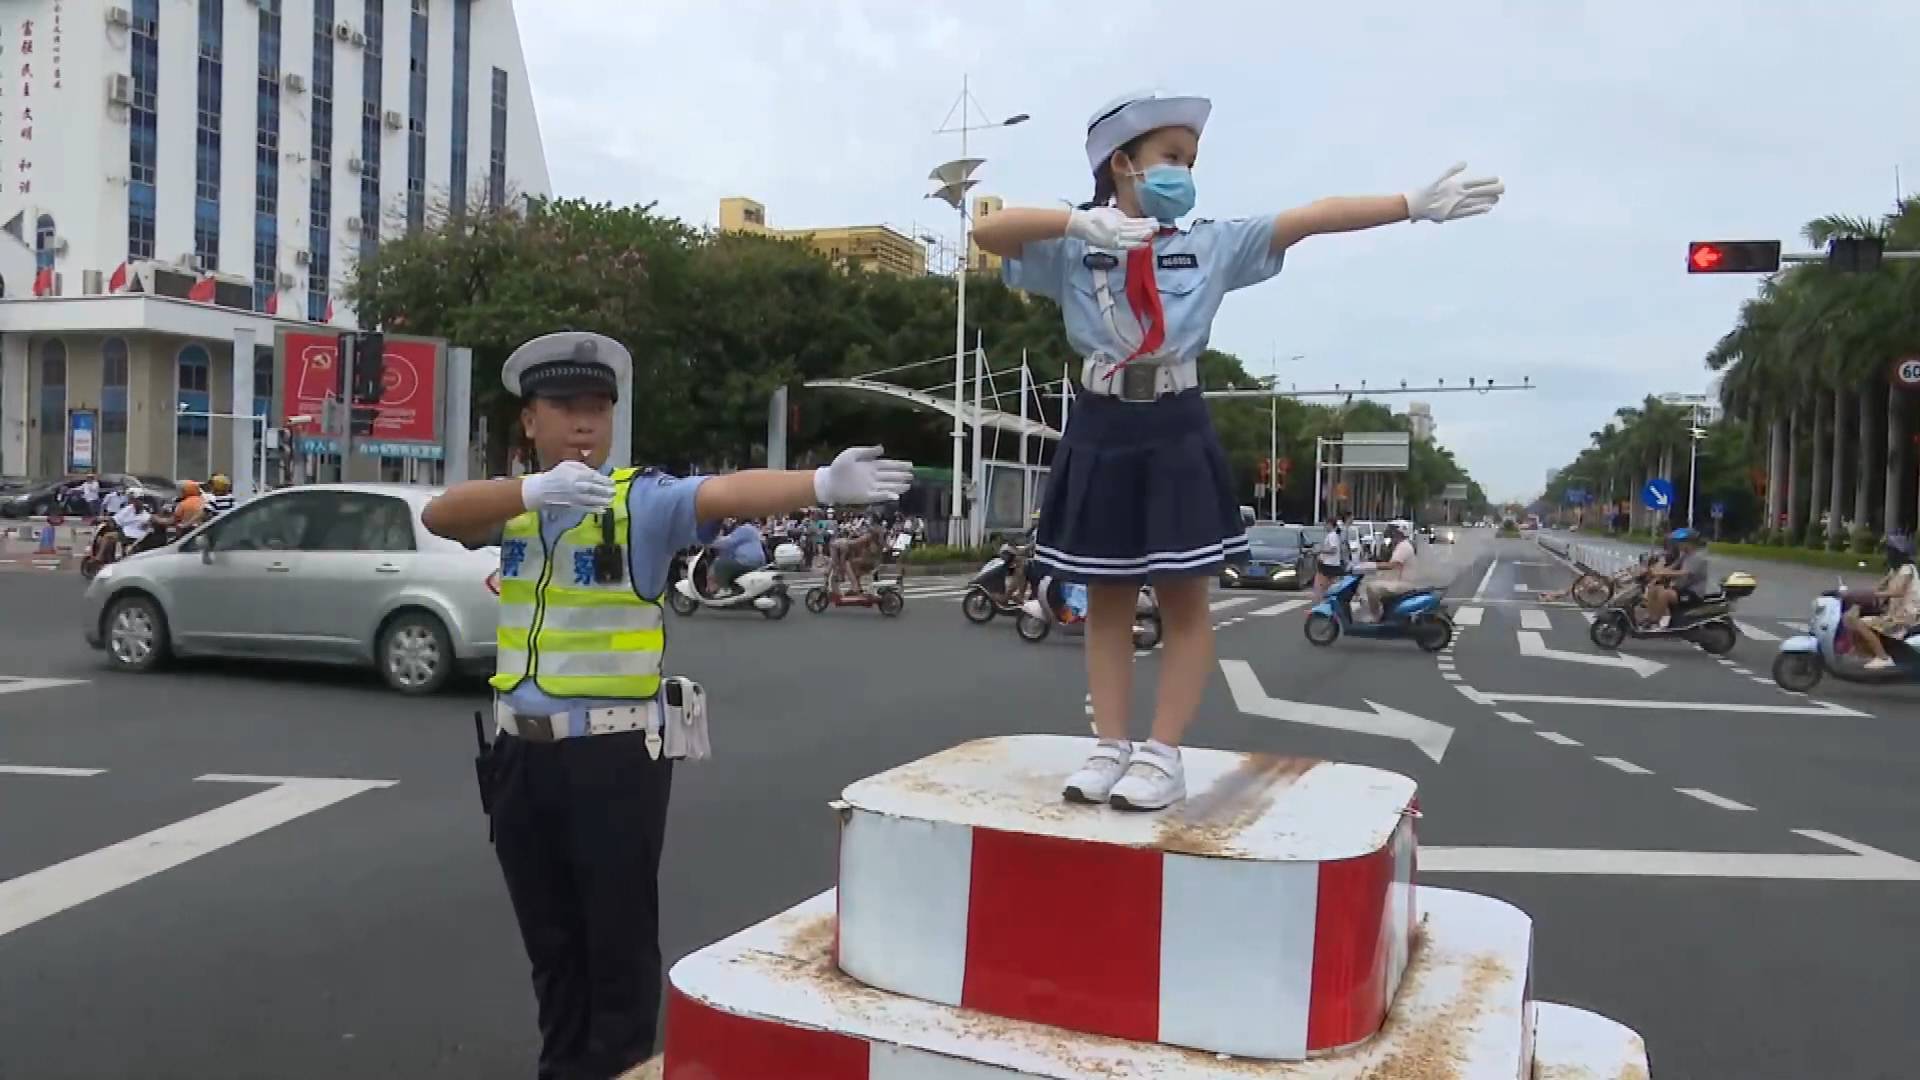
<box><xmin>490</xmin><ymin>468</ymin><xmax>663</xmax><ymax>699</ymax></box>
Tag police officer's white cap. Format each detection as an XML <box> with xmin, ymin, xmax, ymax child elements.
<box><xmin>502</xmin><ymin>331</ymin><xmax>630</xmax><ymax>402</ymax></box>
<box><xmin>1085</xmin><ymin>90</ymin><xmax>1212</xmax><ymax>174</ymax></box>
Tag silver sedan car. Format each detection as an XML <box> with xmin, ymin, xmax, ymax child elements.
<box><xmin>82</xmin><ymin>483</ymin><xmax>498</xmax><ymax>694</ymax></box>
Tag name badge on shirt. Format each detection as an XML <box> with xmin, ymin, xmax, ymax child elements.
<box><xmin>1082</xmin><ymin>252</ymin><xmax>1120</xmax><ymax>270</ymax></box>
<box><xmin>1156</xmin><ymin>253</ymin><xmax>1200</xmax><ymax>270</ymax></box>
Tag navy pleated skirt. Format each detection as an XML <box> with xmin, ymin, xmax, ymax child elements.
<box><xmin>1035</xmin><ymin>389</ymin><xmax>1248</xmax><ymax>584</ymax></box>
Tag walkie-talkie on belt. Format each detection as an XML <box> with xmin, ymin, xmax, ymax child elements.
<box><xmin>592</xmin><ymin>508</ymin><xmax>625</xmax><ymax>584</ymax></box>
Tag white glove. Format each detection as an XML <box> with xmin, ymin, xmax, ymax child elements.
<box><xmin>520</xmin><ymin>459</ymin><xmax>616</xmax><ymax>512</ymax></box>
<box><xmin>1066</xmin><ymin>206</ymin><xmax>1158</xmax><ymax>250</ymax></box>
<box><xmin>814</xmin><ymin>446</ymin><xmax>914</xmax><ymax>506</ymax></box>
<box><xmin>1405</xmin><ymin>162</ymin><xmax>1505</xmax><ymax>224</ymax></box>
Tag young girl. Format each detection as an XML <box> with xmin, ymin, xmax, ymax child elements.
<box><xmin>972</xmin><ymin>90</ymin><xmax>1503</xmax><ymax>811</ymax></box>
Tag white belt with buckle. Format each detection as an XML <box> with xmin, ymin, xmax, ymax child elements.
<box><xmin>493</xmin><ymin>699</ymin><xmax>660</xmax><ymax>742</ymax></box>
<box><xmin>1080</xmin><ymin>356</ymin><xmax>1199</xmax><ymax>401</ymax></box>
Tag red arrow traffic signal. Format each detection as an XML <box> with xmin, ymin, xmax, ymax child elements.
<box><xmin>1686</xmin><ymin>241</ymin><xmax>1781</xmax><ymax>274</ymax></box>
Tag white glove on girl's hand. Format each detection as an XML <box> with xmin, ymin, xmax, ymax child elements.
<box><xmin>1405</xmin><ymin>162</ymin><xmax>1505</xmax><ymax>224</ymax></box>
<box><xmin>814</xmin><ymin>446</ymin><xmax>914</xmax><ymax>506</ymax></box>
<box><xmin>1066</xmin><ymin>206</ymin><xmax>1158</xmax><ymax>250</ymax></box>
<box><xmin>520</xmin><ymin>459</ymin><xmax>616</xmax><ymax>512</ymax></box>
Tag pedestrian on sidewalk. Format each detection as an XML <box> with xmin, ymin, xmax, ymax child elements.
<box><xmin>421</xmin><ymin>331</ymin><xmax>910</xmax><ymax>1080</ymax></box>
<box><xmin>973</xmin><ymin>88</ymin><xmax>1503</xmax><ymax>811</ymax></box>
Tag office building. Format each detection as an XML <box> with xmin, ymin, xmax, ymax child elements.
<box><xmin>1402</xmin><ymin>401</ymin><xmax>1435</xmax><ymax>443</ymax></box>
<box><xmin>1</xmin><ymin>0</ymin><xmax>551</xmax><ymax>483</ymax></box>
<box><xmin>719</xmin><ymin>196</ymin><xmax>926</xmax><ymax>278</ymax></box>
<box><xmin>965</xmin><ymin>194</ymin><xmax>1002</xmax><ymax>275</ymax></box>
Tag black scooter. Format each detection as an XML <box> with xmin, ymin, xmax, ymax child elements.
<box><xmin>1588</xmin><ymin>574</ymin><xmax>1752</xmax><ymax>657</ymax></box>
<box><xmin>962</xmin><ymin>540</ymin><xmax>1031</xmax><ymax>624</ymax></box>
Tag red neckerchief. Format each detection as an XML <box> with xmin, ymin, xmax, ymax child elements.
<box><xmin>1111</xmin><ymin>227</ymin><xmax>1180</xmax><ymax>376</ymax></box>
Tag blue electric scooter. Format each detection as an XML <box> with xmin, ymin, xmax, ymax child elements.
<box><xmin>1771</xmin><ymin>588</ymin><xmax>1920</xmax><ymax>692</ymax></box>
<box><xmin>1305</xmin><ymin>572</ymin><xmax>1454</xmax><ymax>652</ymax></box>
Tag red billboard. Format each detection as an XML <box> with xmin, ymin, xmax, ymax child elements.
<box><xmin>280</xmin><ymin>331</ymin><xmax>441</xmax><ymax>444</ymax></box>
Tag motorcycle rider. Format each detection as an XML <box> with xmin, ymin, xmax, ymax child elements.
<box><xmin>710</xmin><ymin>517</ymin><xmax>765</xmax><ymax>596</ymax></box>
<box><xmin>208</xmin><ymin>473</ymin><xmax>235</xmax><ymax>515</ymax></box>
<box><xmin>116</xmin><ymin>488</ymin><xmax>163</xmax><ymax>555</ymax></box>
<box><xmin>1845</xmin><ymin>534</ymin><xmax>1918</xmax><ymax>670</ymax></box>
<box><xmin>1643</xmin><ymin>529</ymin><xmax>1708</xmax><ymax>629</ymax></box>
<box><xmin>1358</xmin><ymin>521</ymin><xmax>1417</xmax><ymax>622</ymax></box>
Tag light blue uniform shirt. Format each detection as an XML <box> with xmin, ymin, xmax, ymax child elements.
<box><xmin>1003</xmin><ymin>216</ymin><xmax>1287</xmax><ymax>365</ymax></box>
<box><xmin>493</xmin><ymin>466</ymin><xmax>718</xmax><ymax>736</ymax></box>
<box><xmin>716</xmin><ymin>523</ymin><xmax>765</xmax><ymax>567</ymax></box>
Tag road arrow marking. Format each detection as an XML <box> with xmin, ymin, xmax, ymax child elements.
<box><xmin>1471</xmin><ymin>690</ymin><xmax>1869</xmax><ymax>717</ymax></box>
<box><xmin>1219</xmin><ymin>659</ymin><xmax>1454</xmax><ymax>762</ymax></box>
<box><xmin>0</xmin><ymin>764</ymin><xmax>105</xmax><ymax>777</ymax></box>
<box><xmin>1209</xmin><ymin>596</ymin><xmax>1256</xmax><ymax>612</ymax></box>
<box><xmin>1734</xmin><ymin>620</ymin><xmax>1780</xmax><ymax>642</ymax></box>
<box><xmin>1517</xmin><ymin>631</ymin><xmax>1666</xmax><ymax>678</ymax></box>
<box><xmin>1519</xmin><ymin>609</ymin><xmax>1553</xmax><ymax>631</ymax></box>
<box><xmin>1421</xmin><ymin>829</ymin><xmax>1920</xmax><ymax>881</ymax></box>
<box><xmin>0</xmin><ymin>677</ymin><xmax>89</xmax><ymax>696</ymax></box>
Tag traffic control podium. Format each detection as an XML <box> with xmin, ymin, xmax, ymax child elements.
<box><xmin>662</xmin><ymin>735</ymin><xmax>1651</xmax><ymax>1078</ymax></box>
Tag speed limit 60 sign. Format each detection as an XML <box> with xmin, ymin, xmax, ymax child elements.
<box><xmin>1895</xmin><ymin>356</ymin><xmax>1920</xmax><ymax>392</ymax></box>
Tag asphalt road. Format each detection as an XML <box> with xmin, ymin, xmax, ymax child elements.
<box><xmin>3</xmin><ymin>531</ymin><xmax>1918</xmax><ymax>1079</ymax></box>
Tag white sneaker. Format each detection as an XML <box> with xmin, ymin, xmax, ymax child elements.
<box><xmin>1062</xmin><ymin>740</ymin><xmax>1133</xmax><ymax>804</ymax></box>
<box><xmin>1108</xmin><ymin>742</ymin><xmax>1186</xmax><ymax>812</ymax></box>
<box><xmin>1864</xmin><ymin>657</ymin><xmax>1896</xmax><ymax>671</ymax></box>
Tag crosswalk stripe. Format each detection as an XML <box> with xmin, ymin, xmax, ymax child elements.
<box><xmin>1734</xmin><ymin>620</ymin><xmax>1780</xmax><ymax>642</ymax></box>
<box><xmin>1209</xmin><ymin>596</ymin><xmax>1257</xmax><ymax>612</ymax></box>
<box><xmin>1251</xmin><ymin>598</ymin><xmax>1310</xmax><ymax>617</ymax></box>
<box><xmin>1453</xmin><ymin>606</ymin><xmax>1484</xmax><ymax>627</ymax></box>
<box><xmin>1511</xmin><ymin>582</ymin><xmax>1531</xmax><ymax>592</ymax></box>
<box><xmin>1519</xmin><ymin>609</ymin><xmax>1552</xmax><ymax>631</ymax></box>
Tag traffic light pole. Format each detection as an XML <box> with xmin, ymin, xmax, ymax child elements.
<box><xmin>1780</xmin><ymin>250</ymin><xmax>1920</xmax><ymax>264</ymax></box>
<box><xmin>339</xmin><ymin>333</ymin><xmax>357</xmax><ymax>477</ymax></box>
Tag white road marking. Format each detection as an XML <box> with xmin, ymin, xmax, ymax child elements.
<box><xmin>1519</xmin><ymin>609</ymin><xmax>1553</xmax><ymax>631</ymax></box>
<box><xmin>1535</xmin><ymin>731</ymin><xmax>1582</xmax><ymax>746</ymax></box>
<box><xmin>1453</xmin><ymin>606</ymin><xmax>1485</xmax><ymax>627</ymax></box>
<box><xmin>1250</xmin><ymin>599</ymin><xmax>1311</xmax><ymax>617</ymax></box>
<box><xmin>1734</xmin><ymin>620</ymin><xmax>1779</xmax><ymax>642</ymax></box>
<box><xmin>0</xmin><ymin>774</ymin><xmax>394</xmax><ymax>939</ymax></box>
<box><xmin>1749</xmin><ymin>676</ymin><xmax>1775</xmax><ymax>685</ymax></box>
<box><xmin>1594</xmin><ymin>756</ymin><xmax>1651</xmax><ymax>775</ymax></box>
<box><xmin>1517</xmin><ymin>631</ymin><xmax>1666</xmax><ymax>678</ymax></box>
<box><xmin>1675</xmin><ymin>787</ymin><xmax>1755</xmax><ymax>812</ymax></box>
<box><xmin>1579</xmin><ymin>611</ymin><xmax>1595</xmax><ymax>624</ymax></box>
<box><xmin>1209</xmin><ymin>596</ymin><xmax>1256</xmax><ymax>613</ymax></box>
<box><xmin>0</xmin><ymin>764</ymin><xmax>106</xmax><ymax>777</ymax></box>
<box><xmin>1421</xmin><ymin>830</ymin><xmax>1920</xmax><ymax>880</ymax></box>
<box><xmin>1472</xmin><ymin>558</ymin><xmax>1498</xmax><ymax>601</ymax></box>
<box><xmin>1220</xmin><ymin>659</ymin><xmax>1454</xmax><ymax>761</ymax></box>
<box><xmin>1511</xmin><ymin>583</ymin><xmax>1532</xmax><ymax>593</ymax></box>
<box><xmin>1494</xmin><ymin>711</ymin><xmax>1532</xmax><ymax>725</ymax></box>
<box><xmin>1472</xmin><ymin>691</ymin><xmax>1868</xmax><ymax>717</ymax></box>
<box><xmin>0</xmin><ymin>677</ymin><xmax>90</xmax><ymax>696</ymax></box>
<box><xmin>1730</xmin><ymin>666</ymin><xmax>1753</xmax><ymax>675</ymax></box>
<box><xmin>1441</xmin><ymin>673</ymin><xmax>1462</xmax><ymax>682</ymax></box>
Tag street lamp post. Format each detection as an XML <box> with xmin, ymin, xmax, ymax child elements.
<box><xmin>1686</xmin><ymin>406</ymin><xmax>1708</xmax><ymax>528</ymax></box>
<box><xmin>929</xmin><ymin>75</ymin><xmax>1027</xmax><ymax>546</ymax></box>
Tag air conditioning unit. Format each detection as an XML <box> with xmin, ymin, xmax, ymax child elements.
<box><xmin>106</xmin><ymin>6</ymin><xmax>131</xmax><ymax>28</ymax></box>
<box><xmin>284</xmin><ymin>72</ymin><xmax>306</xmax><ymax>93</ymax></box>
<box><xmin>344</xmin><ymin>217</ymin><xmax>364</xmax><ymax>233</ymax></box>
<box><xmin>346</xmin><ymin>156</ymin><xmax>364</xmax><ymax>174</ymax></box>
<box><xmin>335</xmin><ymin>21</ymin><xmax>354</xmax><ymax>40</ymax></box>
<box><xmin>276</xmin><ymin>271</ymin><xmax>296</xmax><ymax>290</ymax></box>
<box><xmin>293</xmin><ymin>249</ymin><xmax>312</xmax><ymax>267</ymax></box>
<box><xmin>383</xmin><ymin>109</ymin><xmax>403</xmax><ymax>130</ymax></box>
<box><xmin>107</xmin><ymin>73</ymin><xmax>133</xmax><ymax>105</ymax></box>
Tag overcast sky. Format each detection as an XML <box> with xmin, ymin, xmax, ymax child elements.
<box><xmin>514</xmin><ymin>0</ymin><xmax>1920</xmax><ymax>503</ymax></box>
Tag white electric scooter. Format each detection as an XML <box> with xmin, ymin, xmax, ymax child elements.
<box><xmin>668</xmin><ymin>547</ymin><xmax>792</xmax><ymax>620</ymax></box>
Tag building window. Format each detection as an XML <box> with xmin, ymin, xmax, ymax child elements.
<box><xmin>488</xmin><ymin>67</ymin><xmax>508</xmax><ymax>208</ymax></box>
<box><xmin>308</xmin><ymin>0</ymin><xmax>336</xmax><ymax>322</ymax></box>
<box><xmin>194</xmin><ymin>0</ymin><xmax>223</xmax><ymax>270</ymax></box>
<box><xmin>128</xmin><ymin>0</ymin><xmax>160</xmax><ymax>260</ymax></box>
<box><xmin>33</xmin><ymin>214</ymin><xmax>54</xmax><ymax>273</ymax></box>
<box><xmin>253</xmin><ymin>346</ymin><xmax>275</xmax><ymax>421</ymax></box>
<box><xmin>448</xmin><ymin>0</ymin><xmax>471</xmax><ymax>217</ymax></box>
<box><xmin>37</xmin><ymin>339</ymin><xmax>67</xmax><ymax>479</ymax></box>
<box><xmin>255</xmin><ymin>0</ymin><xmax>283</xmax><ymax>309</ymax></box>
<box><xmin>407</xmin><ymin>0</ymin><xmax>429</xmax><ymax>229</ymax></box>
<box><xmin>358</xmin><ymin>0</ymin><xmax>384</xmax><ymax>266</ymax></box>
<box><xmin>177</xmin><ymin>345</ymin><xmax>213</xmax><ymax>481</ymax></box>
<box><xmin>101</xmin><ymin>339</ymin><xmax>131</xmax><ymax>475</ymax></box>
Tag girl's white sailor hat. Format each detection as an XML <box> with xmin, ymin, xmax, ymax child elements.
<box><xmin>1085</xmin><ymin>90</ymin><xmax>1212</xmax><ymax>173</ymax></box>
<box><xmin>503</xmin><ymin>331</ymin><xmax>630</xmax><ymax>401</ymax></box>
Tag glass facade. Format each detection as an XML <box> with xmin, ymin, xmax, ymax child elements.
<box><xmin>254</xmin><ymin>0</ymin><xmax>283</xmax><ymax>311</ymax></box>
<box><xmin>101</xmin><ymin>339</ymin><xmax>131</xmax><ymax>476</ymax></box>
<box><xmin>308</xmin><ymin>0</ymin><xmax>337</xmax><ymax>322</ymax></box>
<box><xmin>194</xmin><ymin>0</ymin><xmax>223</xmax><ymax>270</ymax></box>
<box><xmin>406</xmin><ymin>0</ymin><xmax>429</xmax><ymax>230</ymax></box>
<box><xmin>359</xmin><ymin>0</ymin><xmax>385</xmax><ymax>266</ymax></box>
<box><xmin>448</xmin><ymin>0</ymin><xmax>471</xmax><ymax>218</ymax></box>
<box><xmin>488</xmin><ymin>68</ymin><xmax>507</xmax><ymax>208</ymax></box>
<box><xmin>37</xmin><ymin>340</ymin><xmax>67</xmax><ymax>479</ymax></box>
<box><xmin>34</xmin><ymin>214</ymin><xmax>54</xmax><ymax>272</ymax></box>
<box><xmin>128</xmin><ymin>0</ymin><xmax>159</xmax><ymax>260</ymax></box>
<box><xmin>176</xmin><ymin>345</ymin><xmax>212</xmax><ymax>482</ymax></box>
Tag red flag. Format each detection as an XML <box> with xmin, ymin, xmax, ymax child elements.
<box><xmin>31</xmin><ymin>266</ymin><xmax>53</xmax><ymax>296</ymax></box>
<box><xmin>187</xmin><ymin>275</ymin><xmax>217</xmax><ymax>302</ymax></box>
<box><xmin>324</xmin><ymin>297</ymin><xmax>335</xmax><ymax>322</ymax></box>
<box><xmin>264</xmin><ymin>291</ymin><xmax>278</xmax><ymax>315</ymax></box>
<box><xmin>107</xmin><ymin>261</ymin><xmax>129</xmax><ymax>293</ymax></box>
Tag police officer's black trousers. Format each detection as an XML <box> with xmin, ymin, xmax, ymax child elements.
<box><xmin>490</xmin><ymin>729</ymin><xmax>674</xmax><ymax>1080</ymax></box>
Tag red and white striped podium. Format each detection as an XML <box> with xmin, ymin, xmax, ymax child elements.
<box><xmin>663</xmin><ymin>736</ymin><xmax>1650</xmax><ymax>1078</ymax></box>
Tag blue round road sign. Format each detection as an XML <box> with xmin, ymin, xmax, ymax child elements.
<box><xmin>1641</xmin><ymin>478</ymin><xmax>1675</xmax><ymax>511</ymax></box>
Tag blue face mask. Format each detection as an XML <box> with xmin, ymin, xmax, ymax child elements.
<box><xmin>1129</xmin><ymin>163</ymin><xmax>1196</xmax><ymax>224</ymax></box>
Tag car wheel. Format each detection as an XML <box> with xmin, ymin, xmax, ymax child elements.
<box><xmin>380</xmin><ymin>611</ymin><xmax>454</xmax><ymax>695</ymax></box>
<box><xmin>104</xmin><ymin>593</ymin><xmax>171</xmax><ymax>673</ymax></box>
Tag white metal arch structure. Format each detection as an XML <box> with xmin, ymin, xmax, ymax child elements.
<box><xmin>801</xmin><ymin>378</ymin><xmax>1061</xmax><ymax>441</ymax></box>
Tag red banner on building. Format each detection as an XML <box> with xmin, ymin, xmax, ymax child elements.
<box><xmin>280</xmin><ymin>332</ymin><xmax>441</xmax><ymax>444</ymax></box>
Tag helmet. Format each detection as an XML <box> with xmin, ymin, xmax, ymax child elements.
<box><xmin>180</xmin><ymin>479</ymin><xmax>201</xmax><ymax>497</ymax></box>
<box><xmin>210</xmin><ymin>473</ymin><xmax>231</xmax><ymax>494</ymax></box>
<box><xmin>1669</xmin><ymin>527</ymin><xmax>1702</xmax><ymax>546</ymax></box>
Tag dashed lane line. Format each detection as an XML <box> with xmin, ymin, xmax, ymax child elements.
<box><xmin>1535</xmin><ymin>731</ymin><xmax>1582</xmax><ymax>746</ymax></box>
<box><xmin>1675</xmin><ymin>788</ymin><xmax>1756</xmax><ymax>812</ymax></box>
<box><xmin>1593</xmin><ymin>756</ymin><xmax>1652</xmax><ymax>775</ymax></box>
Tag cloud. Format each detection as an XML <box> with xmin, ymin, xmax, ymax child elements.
<box><xmin>514</xmin><ymin>0</ymin><xmax>1920</xmax><ymax>499</ymax></box>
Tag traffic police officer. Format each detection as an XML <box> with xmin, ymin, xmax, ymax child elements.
<box><xmin>422</xmin><ymin>331</ymin><xmax>911</xmax><ymax>1080</ymax></box>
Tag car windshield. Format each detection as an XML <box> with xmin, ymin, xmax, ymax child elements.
<box><xmin>1248</xmin><ymin>525</ymin><xmax>1302</xmax><ymax>548</ymax></box>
